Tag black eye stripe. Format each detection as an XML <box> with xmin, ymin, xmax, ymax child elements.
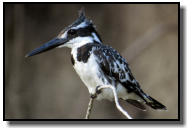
<box><xmin>68</xmin><ymin>29</ymin><xmax>77</xmax><ymax>35</ymax></box>
<box><xmin>67</xmin><ymin>26</ymin><xmax>92</xmax><ymax>36</ymax></box>
<box><xmin>67</xmin><ymin>26</ymin><xmax>102</xmax><ymax>43</ymax></box>
<box><xmin>77</xmin><ymin>28</ymin><xmax>91</xmax><ymax>36</ymax></box>
<box><xmin>75</xmin><ymin>26</ymin><xmax>94</xmax><ymax>36</ymax></box>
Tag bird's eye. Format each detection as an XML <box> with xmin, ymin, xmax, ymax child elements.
<box><xmin>68</xmin><ymin>29</ymin><xmax>76</xmax><ymax>35</ymax></box>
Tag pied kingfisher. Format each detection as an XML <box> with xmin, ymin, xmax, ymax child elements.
<box><xmin>26</xmin><ymin>9</ymin><xmax>166</xmax><ymax>111</ymax></box>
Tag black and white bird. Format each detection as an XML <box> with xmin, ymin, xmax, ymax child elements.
<box><xmin>26</xmin><ymin>10</ymin><xmax>166</xmax><ymax>111</ymax></box>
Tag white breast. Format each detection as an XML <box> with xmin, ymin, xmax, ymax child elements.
<box><xmin>72</xmin><ymin>48</ymin><xmax>100</xmax><ymax>93</ymax></box>
<box><xmin>71</xmin><ymin>48</ymin><xmax>115</xmax><ymax>100</ymax></box>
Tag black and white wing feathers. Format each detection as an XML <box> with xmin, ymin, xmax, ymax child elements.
<box><xmin>93</xmin><ymin>44</ymin><xmax>141</xmax><ymax>93</ymax></box>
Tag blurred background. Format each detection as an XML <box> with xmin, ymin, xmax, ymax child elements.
<box><xmin>5</xmin><ymin>4</ymin><xmax>178</xmax><ymax>119</ymax></box>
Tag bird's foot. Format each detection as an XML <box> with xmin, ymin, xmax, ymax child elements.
<box><xmin>90</xmin><ymin>85</ymin><xmax>102</xmax><ymax>99</ymax></box>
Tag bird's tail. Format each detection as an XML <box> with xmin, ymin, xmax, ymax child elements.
<box><xmin>139</xmin><ymin>90</ymin><xmax>167</xmax><ymax>110</ymax></box>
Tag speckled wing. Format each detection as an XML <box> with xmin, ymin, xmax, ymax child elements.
<box><xmin>93</xmin><ymin>44</ymin><xmax>141</xmax><ymax>93</ymax></box>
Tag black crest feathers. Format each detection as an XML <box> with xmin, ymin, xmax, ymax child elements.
<box><xmin>78</xmin><ymin>7</ymin><xmax>86</xmax><ymax>19</ymax></box>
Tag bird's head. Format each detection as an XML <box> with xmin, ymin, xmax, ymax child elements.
<box><xmin>26</xmin><ymin>9</ymin><xmax>102</xmax><ymax>57</ymax></box>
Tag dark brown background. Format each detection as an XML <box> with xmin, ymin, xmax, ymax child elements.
<box><xmin>5</xmin><ymin>4</ymin><xmax>178</xmax><ymax>119</ymax></box>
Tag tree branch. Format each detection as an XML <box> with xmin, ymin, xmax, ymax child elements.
<box><xmin>85</xmin><ymin>96</ymin><xmax>95</xmax><ymax>119</ymax></box>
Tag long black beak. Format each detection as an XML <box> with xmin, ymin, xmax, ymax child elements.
<box><xmin>25</xmin><ymin>37</ymin><xmax>68</xmax><ymax>57</ymax></box>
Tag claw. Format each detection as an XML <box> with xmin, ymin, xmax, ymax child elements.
<box><xmin>96</xmin><ymin>85</ymin><xmax>102</xmax><ymax>94</ymax></box>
